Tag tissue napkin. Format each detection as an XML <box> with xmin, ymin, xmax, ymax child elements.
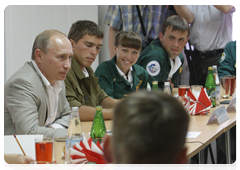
<box><xmin>187</xmin><ymin>87</ymin><xmax>212</xmax><ymax>115</ymax></box>
<box><xmin>70</xmin><ymin>133</ymin><xmax>106</xmax><ymax>164</ymax></box>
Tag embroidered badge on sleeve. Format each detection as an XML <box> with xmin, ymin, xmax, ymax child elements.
<box><xmin>146</xmin><ymin>60</ymin><xmax>160</xmax><ymax>76</ymax></box>
<box><xmin>220</xmin><ymin>52</ymin><xmax>226</xmax><ymax>62</ymax></box>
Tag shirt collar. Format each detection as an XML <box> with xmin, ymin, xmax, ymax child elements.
<box><xmin>82</xmin><ymin>68</ymin><xmax>89</xmax><ymax>78</ymax></box>
<box><xmin>168</xmin><ymin>56</ymin><xmax>182</xmax><ymax>78</ymax></box>
<box><xmin>115</xmin><ymin>64</ymin><xmax>133</xmax><ymax>80</ymax></box>
<box><xmin>31</xmin><ymin>60</ymin><xmax>61</xmax><ymax>89</ymax></box>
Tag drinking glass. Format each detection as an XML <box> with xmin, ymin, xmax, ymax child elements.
<box><xmin>220</xmin><ymin>76</ymin><xmax>230</xmax><ymax>99</ymax></box>
<box><xmin>190</xmin><ymin>85</ymin><xmax>203</xmax><ymax>97</ymax></box>
<box><xmin>224</xmin><ymin>75</ymin><xmax>236</xmax><ymax>96</ymax></box>
<box><xmin>35</xmin><ymin>137</ymin><xmax>53</xmax><ymax>163</ymax></box>
<box><xmin>53</xmin><ymin>138</ymin><xmax>66</xmax><ymax>164</ymax></box>
<box><xmin>30</xmin><ymin>161</ymin><xmax>51</xmax><ymax>170</ymax></box>
<box><xmin>178</xmin><ymin>85</ymin><xmax>190</xmax><ymax>96</ymax></box>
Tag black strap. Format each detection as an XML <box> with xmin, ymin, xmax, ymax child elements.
<box><xmin>184</xmin><ymin>40</ymin><xmax>198</xmax><ymax>85</ymax></box>
<box><xmin>136</xmin><ymin>5</ymin><xmax>147</xmax><ymax>37</ymax></box>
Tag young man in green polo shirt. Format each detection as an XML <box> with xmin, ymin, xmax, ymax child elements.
<box><xmin>65</xmin><ymin>20</ymin><xmax>117</xmax><ymax>121</ymax></box>
<box><xmin>136</xmin><ymin>15</ymin><xmax>190</xmax><ymax>89</ymax></box>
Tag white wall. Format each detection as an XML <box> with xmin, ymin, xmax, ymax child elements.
<box><xmin>4</xmin><ymin>5</ymin><xmax>100</xmax><ymax>82</ymax></box>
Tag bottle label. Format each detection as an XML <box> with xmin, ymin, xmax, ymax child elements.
<box><xmin>65</xmin><ymin>135</ymin><xmax>83</xmax><ymax>161</ymax></box>
<box><xmin>207</xmin><ymin>88</ymin><xmax>216</xmax><ymax>107</ymax></box>
<box><xmin>216</xmin><ymin>86</ymin><xmax>220</xmax><ymax>106</ymax></box>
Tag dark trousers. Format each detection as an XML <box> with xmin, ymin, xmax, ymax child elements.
<box><xmin>191</xmin><ymin>49</ymin><xmax>223</xmax><ymax>86</ymax></box>
<box><xmin>216</xmin><ymin>126</ymin><xmax>236</xmax><ymax>164</ymax></box>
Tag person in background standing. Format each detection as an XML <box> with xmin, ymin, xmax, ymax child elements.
<box><xmin>104</xmin><ymin>5</ymin><xmax>167</xmax><ymax>58</ymax></box>
<box><xmin>174</xmin><ymin>5</ymin><xmax>235</xmax><ymax>86</ymax></box>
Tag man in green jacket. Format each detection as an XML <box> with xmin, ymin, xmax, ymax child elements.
<box><xmin>218</xmin><ymin>41</ymin><xmax>236</xmax><ymax>78</ymax></box>
<box><xmin>65</xmin><ymin>20</ymin><xmax>117</xmax><ymax>121</ymax></box>
<box><xmin>136</xmin><ymin>15</ymin><xmax>190</xmax><ymax>89</ymax></box>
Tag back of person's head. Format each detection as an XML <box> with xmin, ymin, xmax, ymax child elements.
<box><xmin>31</xmin><ymin>29</ymin><xmax>67</xmax><ymax>60</ymax></box>
<box><xmin>112</xmin><ymin>90</ymin><xmax>189</xmax><ymax>164</ymax></box>
<box><xmin>161</xmin><ymin>15</ymin><xmax>190</xmax><ymax>37</ymax></box>
<box><xmin>114</xmin><ymin>31</ymin><xmax>142</xmax><ymax>51</ymax></box>
<box><xmin>68</xmin><ymin>20</ymin><xmax>104</xmax><ymax>43</ymax></box>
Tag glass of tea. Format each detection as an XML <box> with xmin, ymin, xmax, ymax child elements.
<box><xmin>224</xmin><ymin>75</ymin><xmax>236</xmax><ymax>96</ymax></box>
<box><xmin>220</xmin><ymin>76</ymin><xmax>230</xmax><ymax>99</ymax></box>
<box><xmin>178</xmin><ymin>85</ymin><xmax>190</xmax><ymax>96</ymax></box>
<box><xmin>35</xmin><ymin>137</ymin><xmax>53</xmax><ymax>163</ymax></box>
<box><xmin>30</xmin><ymin>161</ymin><xmax>51</xmax><ymax>170</ymax></box>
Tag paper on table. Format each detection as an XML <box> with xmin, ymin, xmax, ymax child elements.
<box><xmin>186</xmin><ymin>131</ymin><xmax>202</xmax><ymax>138</ymax></box>
<box><xmin>227</xmin><ymin>97</ymin><xmax>236</xmax><ymax>112</ymax></box>
<box><xmin>4</xmin><ymin>134</ymin><xmax>43</xmax><ymax>159</ymax></box>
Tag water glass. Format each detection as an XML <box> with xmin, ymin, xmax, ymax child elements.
<box><xmin>53</xmin><ymin>138</ymin><xmax>66</xmax><ymax>164</ymax></box>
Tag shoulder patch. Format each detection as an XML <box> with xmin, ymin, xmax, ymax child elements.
<box><xmin>146</xmin><ymin>60</ymin><xmax>160</xmax><ymax>76</ymax></box>
<box><xmin>179</xmin><ymin>67</ymin><xmax>182</xmax><ymax>73</ymax></box>
<box><xmin>220</xmin><ymin>52</ymin><xmax>226</xmax><ymax>62</ymax></box>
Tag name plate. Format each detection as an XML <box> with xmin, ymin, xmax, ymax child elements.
<box><xmin>227</xmin><ymin>97</ymin><xmax>236</xmax><ymax>112</ymax></box>
<box><xmin>207</xmin><ymin>105</ymin><xmax>229</xmax><ymax>125</ymax></box>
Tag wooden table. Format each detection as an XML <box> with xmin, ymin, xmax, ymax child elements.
<box><xmin>81</xmin><ymin>88</ymin><xmax>236</xmax><ymax>163</ymax></box>
<box><xmin>172</xmin><ymin>88</ymin><xmax>236</xmax><ymax>162</ymax></box>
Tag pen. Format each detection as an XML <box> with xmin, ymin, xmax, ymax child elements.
<box><xmin>13</xmin><ymin>135</ymin><xmax>26</xmax><ymax>156</ymax></box>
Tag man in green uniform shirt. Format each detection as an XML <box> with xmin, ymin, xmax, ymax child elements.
<box><xmin>218</xmin><ymin>41</ymin><xmax>236</xmax><ymax>78</ymax></box>
<box><xmin>65</xmin><ymin>20</ymin><xmax>117</xmax><ymax>121</ymax></box>
<box><xmin>136</xmin><ymin>15</ymin><xmax>190</xmax><ymax>89</ymax></box>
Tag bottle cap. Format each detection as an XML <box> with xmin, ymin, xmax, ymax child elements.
<box><xmin>71</xmin><ymin>107</ymin><xmax>78</xmax><ymax>112</ymax></box>
<box><xmin>152</xmin><ymin>81</ymin><xmax>158</xmax><ymax>85</ymax></box>
<box><xmin>208</xmin><ymin>66</ymin><xmax>213</xmax><ymax>70</ymax></box>
<box><xmin>164</xmin><ymin>82</ymin><xmax>170</xmax><ymax>85</ymax></box>
<box><xmin>96</xmin><ymin>106</ymin><xmax>102</xmax><ymax>111</ymax></box>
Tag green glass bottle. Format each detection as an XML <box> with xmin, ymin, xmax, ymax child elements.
<box><xmin>90</xmin><ymin>106</ymin><xmax>106</xmax><ymax>144</ymax></box>
<box><xmin>205</xmin><ymin>66</ymin><xmax>216</xmax><ymax>107</ymax></box>
<box><xmin>152</xmin><ymin>81</ymin><xmax>158</xmax><ymax>91</ymax></box>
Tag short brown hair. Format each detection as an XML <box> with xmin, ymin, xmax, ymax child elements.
<box><xmin>161</xmin><ymin>15</ymin><xmax>190</xmax><ymax>37</ymax></box>
<box><xmin>68</xmin><ymin>20</ymin><xmax>104</xmax><ymax>43</ymax></box>
<box><xmin>114</xmin><ymin>31</ymin><xmax>142</xmax><ymax>50</ymax></box>
<box><xmin>112</xmin><ymin>90</ymin><xmax>189</xmax><ymax>164</ymax></box>
<box><xmin>31</xmin><ymin>29</ymin><xmax>67</xmax><ymax>60</ymax></box>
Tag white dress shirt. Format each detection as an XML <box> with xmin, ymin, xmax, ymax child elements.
<box><xmin>168</xmin><ymin>56</ymin><xmax>182</xmax><ymax>80</ymax></box>
<box><xmin>116</xmin><ymin>65</ymin><xmax>133</xmax><ymax>88</ymax></box>
<box><xmin>186</xmin><ymin>5</ymin><xmax>235</xmax><ymax>51</ymax></box>
<box><xmin>32</xmin><ymin>61</ymin><xmax>64</xmax><ymax>129</ymax></box>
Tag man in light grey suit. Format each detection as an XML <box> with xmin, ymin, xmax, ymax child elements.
<box><xmin>4</xmin><ymin>30</ymin><xmax>73</xmax><ymax>138</ymax></box>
